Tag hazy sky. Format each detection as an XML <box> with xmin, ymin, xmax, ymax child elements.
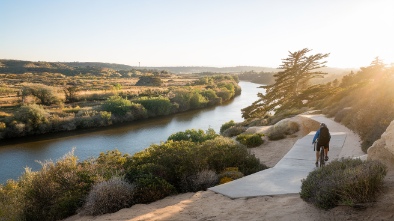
<box><xmin>1</xmin><ymin>0</ymin><xmax>393</xmax><ymax>68</ymax></box>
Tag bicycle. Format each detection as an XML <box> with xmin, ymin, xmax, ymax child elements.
<box><xmin>314</xmin><ymin>141</ymin><xmax>325</xmax><ymax>167</ymax></box>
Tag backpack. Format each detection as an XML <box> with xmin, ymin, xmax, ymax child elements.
<box><xmin>318</xmin><ymin>126</ymin><xmax>330</xmax><ymax>144</ymax></box>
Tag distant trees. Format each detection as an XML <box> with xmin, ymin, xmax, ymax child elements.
<box><xmin>14</xmin><ymin>104</ymin><xmax>49</xmax><ymax>129</ymax></box>
<box><xmin>0</xmin><ymin>74</ymin><xmax>241</xmax><ymax>140</ymax></box>
<box><xmin>101</xmin><ymin>96</ymin><xmax>133</xmax><ymax>116</ymax></box>
<box><xmin>242</xmin><ymin>48</ymin><xmax>329</xmax><ymax>118</ymax></box>
<box><xmin>22</xmin><ymin>84</ymin><xmax>62</xmax><ymax>105</ymax></box>
<box><xmin>64</xmin><ymin>86</ymin><xmax>79</xmax><ymax>103</ymax></box>
<box><xmin>133</xmin><ymin>96</ymin><xmax>173</xmax><ymax>117</ymax></box>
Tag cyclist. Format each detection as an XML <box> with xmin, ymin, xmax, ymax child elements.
<box><xmin>312</xmin><ymin>123</ymin><xmax>331</xmax><ymax>166</ymax></box>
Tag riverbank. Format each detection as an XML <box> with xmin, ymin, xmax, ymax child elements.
<box><xmin>65</xmin><ymin>114</ymin><xmax>394</xmax><ymax>221</ymax></box>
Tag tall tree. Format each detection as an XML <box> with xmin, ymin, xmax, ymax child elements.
<box><xmin>242</xmin><ymin>48</ymin><xmax>329</xmax><ymax>118</ymax></box>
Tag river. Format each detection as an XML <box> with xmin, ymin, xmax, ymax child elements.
<box><xmin>0</xmin><ymin>81</ymin><xmax>264</xmax><ymax>184</ymax></box>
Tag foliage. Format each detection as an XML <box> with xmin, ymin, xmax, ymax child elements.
<box><xmin>0</xmin><ymin>180</ymin><xmax>25</xmax><ymax>221</ymax></box>
<box><xmin>300</xmin><ymin>159</ymin><xmax>387</xmax><ymax>209</ymax></box>
<box><xmin>170</xmin><ymin>89</ymin><xmax>193</xmax><ymax>111</ymax></box>
<box><xmin>219</xmin><ymin>168</ymin><xmax>244</xmax><ymax>184</ymax></box>
<box><xmin>222</xmin><ymin>125</ymin><xmax>247</xmax><ymax>137</ymax></box>
<box><xmin>242</xmin><ymin>48</ymin><xmax>329</xmax><ymax>118</ymax></box>
<box><xmin>132</xmin><ymin>175</ymin><xmax>176</xmax><ymax>204</ymax></box>
<box><xmin>80</xmin><ymin>177</ymin><xmax>134</xmax><ymax>216</ymax></box>
<box><xmin>126</xmin><ymin>136</ymin><xmax>266</xmax><ymax>193</ymax></box>
<box><xmin>190</xmin><ymin>91</ymin><xmax>209</xmax><ymax>109</ymax></box>
<box><xmin>182</xmin><ymin>170</ymin><xmax>219</xmax><ymax>192</ymax></box>
<box><xmin>101</xmin><ymin>95</ymin><xmax>132</xmax><ymax>116</ymax></box>
<box><xmin>236</xmin><ymin>133</ymin><xmax>264</xmax><ymax>147</ymax></box>
<box><xmin>22</xmin><ymin>84</ymin><xmax>63</xmax><ymax>105</ymax></box>
<box><xmin>21</xmin><ymin>150</ymin><xmax>94</xmax><ymax>221</ymax></box>
<box><xmin>200</xmin><ymin>137</ymin><xmax>267</xmax><ymax>175</ymax></box>
<box><xmin>220</xmin><ymin>120</ymin><xmax>236</xmax><ymax>134</ymax></box>
<box><xmin>318</xmin><ymin>59</ymin><xmax>394</xmax><ymax>152</ymax></box>
<box><xmin>200</xmin><ymin>89</ymin><xmax>222</xmax><ymax>106</ymax></box>
<box><xmin>14</xmin><ymin>104</ymin><xmax>49</xmax><ymax>129</ymax></box>
<box><xmin>133</xmin><ymin>96</ymin><xmax>173</xmax><ymax>117</ymax></box>
<box><xmin>167</xmin><ymin>128</ymin><xmax>218</xmax><ymax>143</ymax></box>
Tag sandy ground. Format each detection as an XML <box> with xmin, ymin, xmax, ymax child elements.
<box><xmin>65</xmin><ymin>115</ymin><xmax>394</xmax><ymax>221</ymax></box>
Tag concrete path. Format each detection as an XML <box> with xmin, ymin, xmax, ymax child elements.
<box><xmin>209</xmin><ymin>114</ymin><xmax>364</xmax><ymax>199</ymax></box>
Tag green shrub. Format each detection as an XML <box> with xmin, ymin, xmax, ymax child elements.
<box><xmin>127</xmin><ymin>136</ymin><xmax>266</xmax><ymax>193</ymax></box>
<box><xmin>125</xmin><ymin>163</ymin><xmax>173</xmax><ymax>184</ymax></box>
<box><xmin>0</xmin><ymin>180</ymin><xmax>25</xmax><ymax>221</ymax></box>
<box><xmin>14</xmin><ymin>104</ymin><xmax>49</xmax><ymax>128</ymax></box>
<box><xmin>80</xmin><ymin>177</ymin><xmax>134</xmax><ymax>216</ymax></box>
<box><xmin>127</xmin><ymin>140</ymin><xmax>202</xmax><ymax>189</ymax></box>
<box><xmin>200</xmin><ymin>137</ymin><xmax>267</xmax><ymax>175</ymax></box>
<box><xmin>216</xmin><ymin>88</ymin><xmax>233</xmax><ymax>101</ymax></box>
<box><xmin>22</xmin><ymin>150</ymin><xmax>94</xmax><ymax>221</ymax></box>
<box><xmin>220</xmin><ymin>120</ymin><xmax>236</xmax><ymax>134</ymax></box>
<box><xmin>236</xmin><ymin>133</ymin><xmax>264</xmax><ymax>147</ymax></box>
<box><xmin>167</xmin><ymin>128</ymin><xmax>218</xmax><ymax>143</ymax></box>
<box><xmin>101</xmin><ymin>95</ymin><xmax>132</xmax><ymax>116</ymax></box>
<box><xmin>218</xmin><ymin>169</ymin><xmax>244</xmax><ymax>184</ymax></box>
<box><xmin>190</xmin><ymin>91</ymin><xmax>209</xmax><ymax>109</ymax></box>
<box><xmin>132</xmin><ymin>175</ymin><xmax>176</xmax><ymax>204</ymax></box>
<box><xmin>300</xmin><ymin>159</ymin><xmax>387</xmax><ymax>209</ymax></box>
<box><xmin>200</xmin><ymin>89</ymin><xmax>221</xmax><ymax>106</ymax></box>
<box><xmin>22</xmin><ymin>84</ymin><xmax>62</xmax><ymax>105</ymax></box>
<box><xmin>133</xmin><ymin>96</ymin><xmax>173</xmax><ymax>117</ymax></box>
<box><xmin>170</xmin><ymin>89</ymin><xmax>193</xmax><ymax>111</ymax></box>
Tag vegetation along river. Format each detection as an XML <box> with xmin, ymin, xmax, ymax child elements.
<box><xmin>0</xmin><ymin>81</ymin><xmax>264</xmax><ymax>184</ymax></box>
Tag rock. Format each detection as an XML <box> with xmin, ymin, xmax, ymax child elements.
<box><xmin>368</xmin><ymin>120</ymin><xmax>394</xmax><ymax>170</ymax></box>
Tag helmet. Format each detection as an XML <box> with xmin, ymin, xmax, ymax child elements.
<box><xmin>320</xmin><ymin>123</ymin><xmax>327</xmax><ymax>128</ymax></box>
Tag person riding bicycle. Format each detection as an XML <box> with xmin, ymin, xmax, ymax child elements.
<box><xmin>312</xmin><ymin>123</ymin><xmax>331</xmax><ymax>166</ymax></box>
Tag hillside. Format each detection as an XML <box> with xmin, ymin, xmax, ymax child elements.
<box><xmin>0</xmin><ymin>59</ymin><xmax>356</xmax><ymax>75</ymax></box>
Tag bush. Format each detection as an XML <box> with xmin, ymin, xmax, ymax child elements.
<box><xmin>236</xmin><ymin>133</ymin><xmax>264</xmax><ymax>147</ymax></box>
<box><xmin>133</xmin><ymin>96</ymin><xmax>173</xmax><ymax>117</ymax></box>
<box><xmin>180</xmin><ymin>170</ymin><xmax>219</xmax><ymax>192</ymax></box>
<box><xmin>190</xmin><ymin>91</ymin><xmax>209</xmax><ymax>109</ymax></box>
<box><xmin>200</xmin><ymin>137</ymin><xmax>267</xmax><ymax>175</ymax></box>
<box><xmin>126</xmin><ymin>136</ymin><xmax>266</xmax><ymax>193</ymax></box>
<box><xmin>132</xmin><ymin>175</ymin><xmax>176</xmax><ymax>204</ymax></box>
<box><xmin>0</xmin><ymin>180</ymin><xmax>25</xmax><ymax>221</ymax></box>
<box><xmin>22</xmin><ymin>150</ymin><xmax>94</xmax><ymax>221</ymax></box>
<box><xmin>300</xmin><ymin>159</ymin><xmax>387</xmax><ymax>209</ymax></box>
<box><xmin>14</xmin><ymin>104</ymin><xmax>49</xmax><ymax>128</ymax></box>
<box><xmin>220</xmin><ymin>120</ymin><xmax>236</xmax><ymax>134</ymax></box>
<box><xmin>22</xmin><ymin>84</ymin><xmax>62</xmax><ymax>105</ymax></box>
<box><xmin>266</xmin><ymin>120</ymin><xmax>299</xmax><ymax>141</ymax></box>
<box><xmin>218</xmin><ymin>168</ymin><xmax>244</xmax><ymax>184</ymax></box>
<box><xmin>101</xmin><ymin>95</ymin><xmax>132</xmax><ymax>116</ymax></box>
<box><xmin>81</xmin><ymin>177</ymin><xmax>134</xmax><ymax>216</ymax></box>
<box><xmin>125</xmin><ymin>163</ymin><xmax>173</xmax><ymax>184</ymax></box>
<box><xmin>222</xmin><ymin>126</ymin><xmax>247</xmax><ymax>137</ymax></box>
<box><xmin>167</xmin><ymin>128</ymin><xmax>218</xmax><ymax>143</ymax></box>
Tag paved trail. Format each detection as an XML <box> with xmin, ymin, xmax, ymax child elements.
<box><xmin>209</xmin><ymin>114</ymin><xmax>365</xmax><ymax>198</ymax></box>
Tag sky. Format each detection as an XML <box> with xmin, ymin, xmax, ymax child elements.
<box><xmin>1</xmin><ymin>0</ymin><xmax>393</xmax><ymax>68</ymax></box>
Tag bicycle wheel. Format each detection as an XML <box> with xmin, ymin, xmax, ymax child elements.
<box><xmin>319</xmin><ymin>147</ymin><xmax>325</xmax><ymax>167</ymax></box>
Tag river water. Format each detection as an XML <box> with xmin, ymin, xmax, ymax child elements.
<box><xmin>0</xmin><ymin>81</ymin><xmax>264</xmax><ymax>184</ymax></box>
